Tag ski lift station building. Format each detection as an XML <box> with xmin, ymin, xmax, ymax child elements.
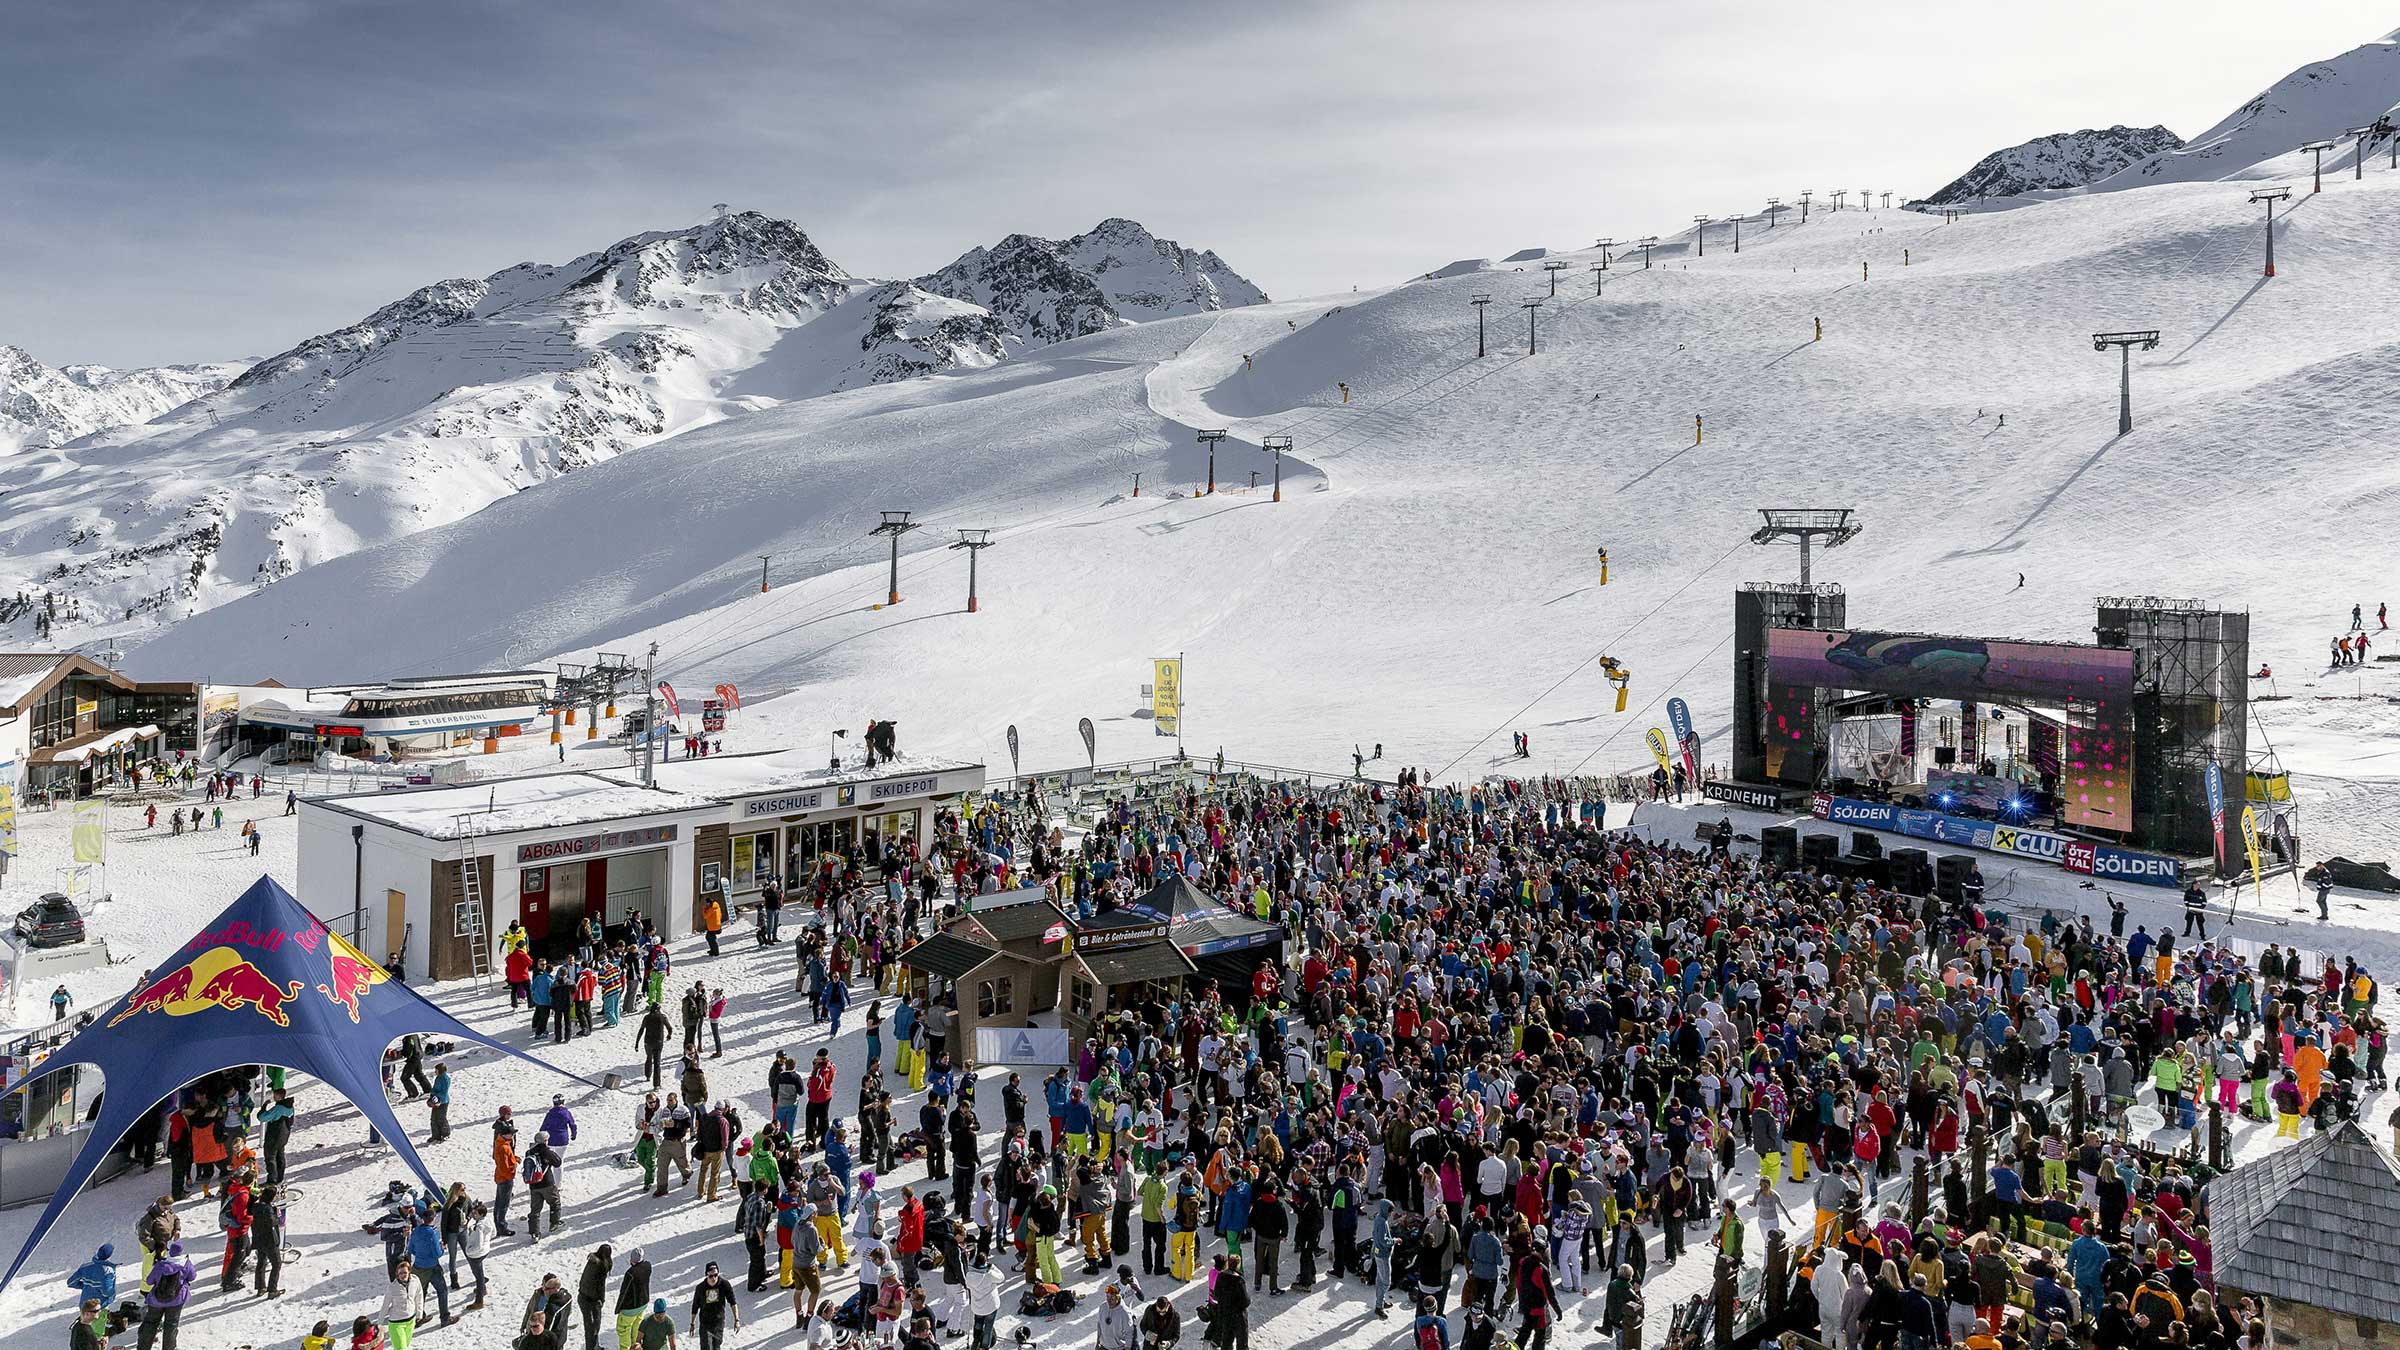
<box><xmin>297</xmin><ymin>750</ymin><xmax>984</xmax><ymax>982</ymax></box>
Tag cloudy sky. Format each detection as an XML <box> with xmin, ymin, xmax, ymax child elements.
<box><xmin>5</xmin><ymin>0</ymin><xmax>2393</xmax><ymax>367</ymax></box>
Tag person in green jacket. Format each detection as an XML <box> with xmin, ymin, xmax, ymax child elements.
<box><xmin>2150</xmin><ymin>1052</ymin><xmax>2182</xmax><ymax>1111</ymax></box>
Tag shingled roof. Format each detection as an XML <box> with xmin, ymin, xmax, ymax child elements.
<box><xmin>2208</xmin><ymin>1121</ymin><xmax>2400</xmax><ymax>1325</ymax></box>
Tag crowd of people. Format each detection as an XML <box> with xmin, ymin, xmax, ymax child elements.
<box><xmin>61</xmin><ymin>765</ymin><xmax>2389</xmax><ymax>1350</ymax></box>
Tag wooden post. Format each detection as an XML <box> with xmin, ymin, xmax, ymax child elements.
<box><xmin>1713</xmin><ymin>1253</ymin><xmax>1737</xmax><ymax>1350</ymax></box>
<box><xmin>2072</xmin><ymin>1075</ymin><xmax>2088</xmax><ymax>1141</ymax></box>
<box><xmin>2210</xmin><ymin>1099</ymin><xmax>2228</xmax><ymax>1170</ymax></box>
<box><xmin>1764</xmin><ymin>1228</ymin><xmax>1789</xmax><ymax>1325</ymax></box>
<box><xmin>1910</xmin><ymin>1155</ymin><xmax>1931</xmax><ymax>1229</ymax></box>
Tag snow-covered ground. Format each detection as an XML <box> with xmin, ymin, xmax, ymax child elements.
<box><xmin>0</xmin><ymin>775</ymin><xmax>2392</xmax><ymax>1350</ymax></box>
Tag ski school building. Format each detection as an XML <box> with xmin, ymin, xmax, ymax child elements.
<box><xmin>296</xmin><ymin>750</ymin><xmax>983</xmax><ymax>981</ymax></box>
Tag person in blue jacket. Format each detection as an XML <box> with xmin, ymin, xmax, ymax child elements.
<box><xmin>1043</xmin><ymin>1071</ymin><xmax>1072</xmax><ymax>1149</ymax></box>
<box><xmin>407</xmin><ymin>1210</ymin><xmax>455</xmax><ymax>1325</ymax></box>
<box><xmin>1413</xmin><ymin>1297</ymin><xmax>1452</xmax><ymax>1350</ymax></box>
<box><xmin>2068</xmin><ymin>1227</ymin><xmax>2109</xmax><ymax>1320</ymax></box>
<box><xmin>1217</xmin><ymin>1175</ymin><xmax>1252</xmax><ymax>1262</ymax></box>
<box><xmin>65</xmin><ymin>1243</ymin><xmax>118</xmax><ymax>1307</ymax></box>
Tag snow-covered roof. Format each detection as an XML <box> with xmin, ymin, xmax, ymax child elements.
<box><xmin>45</xmin><ymin>724</ymin><xmax>161</xmax><ymax>763</ymax></box>
<box><xmin>590</xmin><ymin>749</ymin><xmax>982</xmax><ymax>805</ymax></box>
<box><xmin>313</xmin><ymin>772</ymin><xmax>718</xmax><ymax>839</ymax></box>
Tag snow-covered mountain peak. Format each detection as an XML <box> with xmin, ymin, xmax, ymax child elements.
<box><xmin>2092</xmin><ymin>28</ymin><xmax>2400</xmax><ymax>189</ymax></box>
<box><xmin>916</xmin><ymin>218</ymin><xmax>1267</xmax><ymax>345</ymax></box>
<box><xmin>2</xmin><ymin>345</ymin><xmax>246</xmax><ymax>453</ymax></box>
<box><xmin>1922</xmin><ymin>125</ymin><xmax>2184</xmax><ymax>204</ymax></box>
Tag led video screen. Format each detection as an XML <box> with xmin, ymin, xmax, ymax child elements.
<box><xmin>1767</xmin><ymin>628</ymin><xmax>2133</xmax><ymax>833</ymax></box>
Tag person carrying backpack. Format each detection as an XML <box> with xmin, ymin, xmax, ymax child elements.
<box><xmin>140</xmin><ymin>1241</ymin><xmax>195</xmax><ymax>1350</ymax></box>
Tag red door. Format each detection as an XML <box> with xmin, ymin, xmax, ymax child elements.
<box><xmin>585</xmin><ymin>856</ymin><xmax>609</xmax><ymax>931</ymax></box>
<box><xmin>520</xmin><ymin>868</ymin><xmax>551</xmax><ymax>942</ymax></box>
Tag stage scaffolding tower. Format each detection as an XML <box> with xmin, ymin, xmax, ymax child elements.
<box><xmin>2094</xmin><ymin>597</ymin><xmax>2250</xmax><ymax>869</ymax></box>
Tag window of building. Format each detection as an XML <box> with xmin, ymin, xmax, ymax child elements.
<box><xmin>1068</xmin><ymin>975</ymin><xmax>1094</xmax><ymax>1020</ymax></box>
<box><xmin>977</xmin><ymin>976</ymin><xmax>1014</xmax><ymax>1018</ymax></box>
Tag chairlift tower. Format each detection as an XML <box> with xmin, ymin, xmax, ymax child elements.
<box><xmin>1729</xmin><ymin>212</ymin><xmax>1742</xmax><ymax>254</ymax></box>
<box><xmin>2092</xmin><ymin>330</ymin><xmax>2162</xmax><ymax>435</ymax></box>
<box><xmin>869</xmin><ymin>510</ymin><xmax>921</xmax><ymax>606</ymax></box>
<box><xmin>2300</xmin><ymin>139</ymin><xmax>2336</xmax><ymax>193</ymax></box>
<box><xmin>1196</xmin><ymin>429</ymin><xmax>1228</xmax><ymax>495</ymax></box>
<box><xmin>1261</xmin><ymin>434</ymin><xmax>1291</xmax><ymax>502</ymax></box>
<box><xmin>1692</xmin><ymin>215</ymin><xmax>1712</xmax><ymax>257</ymax></box>
<box><xmin>1543</xmin><ymin>260</ymin><xmax>1570</xmax><ymax>296</ymax></box>
<box><xmin>1765</xmin><ymin>198</ymin><xmax>1782</xmax><ymax>229</ymax></box>
<box><xmin>1521</xmin><ymin>297</ymin><xmax>1545</xmax><ymax>355</ymax></box>
<box><xmin>1637</xmin><ymin>236</ymin><xmax>1659</xmax><ymax>269</ymax></box>
<box><xmin>1595</xmin><ymin>238</ymin><xmax>1616</xmax><ymax>268</ymax></box>
<box><xmin>2248</xmin><ymin>187</ymin><xmax>2290</xmax><ymax>277</ymax></box>
<box><xmin>2349</xmin><ymin>124</ymin><xmax>2381</xmax><ymax>178</ymax></box>
<box><xmin>1470</xmin><ymin>293</ymin><xmax>1492</xmax><ymax>357</ymax></box>
<box><xmin>1750</xmin><ymin>508</ymin><xmax>1863</xmax><ymax>587</ymax></box>
<box><xmin>1798</xmin><ymin>190</ymin><xmax>1813</xmax><ymax>223</ymax></box>
<box><xmin>948</xmin><ymin>529</ymin><xmax>995</xmax><ymax>612</ymax></box>
<box><xmin>1589</xmin><ymin>263</ymin><xmax>1605</xmax><ymax>297</ymax></box>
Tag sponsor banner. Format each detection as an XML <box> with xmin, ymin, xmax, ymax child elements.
<box><xmin>2241</xmin><ymin>804</ymin><xmax>2263</xmax><ymax>884</ymax></box>
<box><xmin>1701</xmin><ymin>780</ymin><xmax>1786</xmax><ymax>810</ymax></box>
<box><xmin>2204</xmin><ymin>763</ymin><xmax>2226</xmax><ymax>863</ymax></box>
<box><xmin>1811</xmin><ymin>793</ymin><xmax>1831</xmax><ymax>819</ymax></box>
<box><xmin>1988</xmin><ymin>823</ymin><xmax>2068</xmax><ymax>862</ymax></box>
<box><xmin>701</xmin><ymin>699</ymin><xmax>726</xmax><ymax>733</ymax></box>
<box><xmin>1152</xmin><ymin>659</ymin><xmax>1182</xmax><ymax>738</ymax></box>
<box><xmin>1644</xmin><ymin>728</ymin><xmax>1673</xmax><ymax>771</ymax></box>
<box><xmin>1824</xmin><ymin>794</ymin><xmax>2179</xmax><ymax>887</ymax></box>
<box><xmin>658</xmin><ymin>682</ymin><xmax>680</xmax><ymax>717</ymax></box>
<box><xmin>0</xmin><ymin>759</ymin><xmax>16</xmax><ymax>859</ymax></box>
<box><xmin>976</xmin><ymin>1026</ymin><xmax>1072</xmax><ymax>1066</ymax></box>
<box><xmin>1181</xmin><ymin>929</ymin><xmax>1283</xmax><ymax>958</ymax></box>
<box><xmin>1665</xmin><ymin>698</ymin><xmax>1694</xmax><ymax>747</ymax></box>
<box><xmin>1006</xmin><ymin>724</ymin><xmax>1020</xmax><ymax>776</ymax></box>
<box><xmin>1077</xmin><ymin>717</ymin><xmax>1096</xmax><ymax>765</ymax></box>
<box><xmin>2093</xmin><ymin>844</ymin><xmax>2182</xmax><ymax>886</ymax></box>
<box><xmin>1821</xmin><ymin>798</ymin><xmax>1897</xmax><ymax>829</ymax></box>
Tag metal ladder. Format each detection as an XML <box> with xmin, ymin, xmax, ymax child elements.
<box><xmin>454</xmin><ymin>813</ymin><xmax>493</xmax><ymax>983</ymax></box>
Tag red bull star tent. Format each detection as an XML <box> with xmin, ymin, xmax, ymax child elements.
<box><xmin>0</xmin><ymin>874</ymin><xmax>591</xmax><ymax>1290</ymax></box>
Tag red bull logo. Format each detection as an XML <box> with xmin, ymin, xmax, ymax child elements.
<box><xmin>315</xmin><ymin>933</ymin><xmax>389</xmax><ymax>1024</ymax></box>
<box><xmin>108</xmin><ymin>948</ymin><xmax>304</xmax><ymax>1028</ymax></box>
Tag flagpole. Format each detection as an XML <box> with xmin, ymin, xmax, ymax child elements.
<box><xmin>1178</xmin><ymin>650</ymin><xmax>1186</xmax><ymax>760</ymax></box>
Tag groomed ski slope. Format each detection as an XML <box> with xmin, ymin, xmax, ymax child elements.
<box><xmin>133</xmin><ymin>169</ymin><xmax>2400</xmax><ymax>857</ymax></box>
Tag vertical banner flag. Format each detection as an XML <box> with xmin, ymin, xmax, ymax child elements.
<box><xmin>1077</xmin><ymin>717</ymin><xmax>1096</xmax><ymax>767</ymax></box>
<box><xmin>1152</xmin><ymin>659</ymin><xmax>1182</xmax><ymax>738</ymax></box>
<box><xmin>1006</xmin><ymin>725</ymin><xmax>1021</xmax><ymax>776</ymax></box>
<box><xmin>2204</xmin><ymin>763</ymin><xmax>2226</xmax><ymax>867</ymax></box>
<box><xmin>1666</xmin><ymin>697</ymin><xmax>1700</xmax><ymax>785</ymax></box>
<box><xmin>2240</xmin><ymin>804</ymin><xmax>2262</xmax><ymax>885</ymax></box>
<box><xmin>1960</xmin><ymin>701</ymin><xmax>1979</xmax><ymax>763</ymax></box>
<box><xmin>71</xmin><ymin>798</ymin><xmax>107</xmax><ymax>864</ymax></box>
<box><xmin>1898</xmin><ymin>704</ymin><xmax>1917</xmax><ymax>759</ymax></box>
<box><xmin>1644</xmin><ymin>727</ymin><xmax>1673</xmax><ymax>771</ymax></box>
<box><xmin>657</xmin><ymin>683</ymin><xmax>681</xmax><ymax>717</ymax></box>
<box><xmin>0</xmin><ymin>760</ymin><xmax>18</xmax><ymax>862</ymax></box>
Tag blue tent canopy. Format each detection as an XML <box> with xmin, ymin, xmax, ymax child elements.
<box><xmin>0</xmin><ymin>874</ymin><xmax>590</xmax><ymax>1291</ymax></box>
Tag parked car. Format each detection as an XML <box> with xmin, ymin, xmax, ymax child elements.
<box><xmin>14</xmin><ymin>894</ymin><xmax>85</xmax><ymax>949</ymax></box>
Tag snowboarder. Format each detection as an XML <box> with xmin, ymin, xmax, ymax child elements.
<box><xmin>2382</xmin><ymin>602</ymin><xmax>2390</xmax><ymax>630</ymax></box>
<box><xmin>2353</xmin><ymin>604</ymin><xmax>2365</xmax><ymax>631</ymax></box>
<box><xmin>1241</xmin><ymin>354</ymin><xmax>1252</xmax><ymax>371</ymax></box>
<box><xmin>2015</xmin><ymin>573</ymin><xmax>2024</xmax><ymax>590</ymax></box>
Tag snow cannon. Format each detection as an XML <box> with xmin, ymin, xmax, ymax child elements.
<box><xmin>1599</xmin><ymin>657</ymin><xmax>1632</xmax><ymax>713</ymax></box>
